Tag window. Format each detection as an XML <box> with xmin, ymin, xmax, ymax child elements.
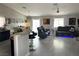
<box><xmin>54</xmin><ymin>18</ymin><xmax>64</xmax><ymax>27</ymax></box>
<box><xmin>0</xmin><ymin>17</ymin><xmax>5</xmax><ymax>27</ymax></box>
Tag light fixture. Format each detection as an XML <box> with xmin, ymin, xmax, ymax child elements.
<box><xmin>56</xmin><ymin>4</ymin><xmax>60</xmax><ymax>13</ymax></box>
<box><xmin>57</xmin><ymin>7</ymin><xmax>59</xmax><ymax>13</ymax></box>
<box><xmin>22</xmin><ymin>6</ymin><xmax>30</xmax><ymax>19</ymax></box>
<box><xmin>27</xmin><ymin>10</ymin><xmax>31</xmax><ymax>20</ymax></box>
<box><xmin>53</xmin><ymin>3</ymin><xmax>60</xmax><ymax>13</ymax></box>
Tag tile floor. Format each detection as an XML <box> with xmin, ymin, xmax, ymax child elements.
<box><xmin>0</xmin><ymin>35</ymin><xmax>79</xmax><ymax>56</ymax></box>
<box><xmin>29</xmin><ymin>35</ymin><xmax>79</xmax><ymax>56</ymax></box>
<box><xmin>0</xmin><ymin>40</ymin><xmax>11</xmax><ymax>56</ymax></box>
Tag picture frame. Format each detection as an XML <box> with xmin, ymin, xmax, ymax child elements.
<box><xmin>77</xmin><ymin>19</ymin><xmax>79</xmax><ymax>26</ymax></box>
<box><xmin>69</xmin><ymin>18</ymin><xmax>76</xmax><ymax>25</ymax></box>
<box><xmin>43</xmin><ymin>18</ymin><xmax>50</xmax><ymax>25</ymax></box>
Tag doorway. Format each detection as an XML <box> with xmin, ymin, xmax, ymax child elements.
<box><xmin>32</xmin><ymin>19</ymin><xmax>40</xmax><ymax>33</ymax></box>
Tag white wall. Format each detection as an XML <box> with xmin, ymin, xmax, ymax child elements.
<box><xmin>0</xmin><ymin>4</ymin><xmax>25</xmax><ymax>18</ymax></box>
<box><xmin>31</xmin><ymin>14</ymin><xmax>79</xmax><ymax>29</ymax></box>
<box><xmin>1</xmin><ymin>3</ymin><xmax>79</xmax><ymax>30</ymax></box>
<box><xmin>0</xmin><ymin>4</ymin><xmax>26</xmax><ymax>30</ymax></box>
<box><xmin>65</xmin><ymin>14</ymin><xmax>79</xmax><ymax>28</ymax></box>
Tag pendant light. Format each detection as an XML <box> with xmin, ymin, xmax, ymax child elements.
<box><xmin>53</xmin><ymin>3</ymin><xmax>60</xmax><ymax>13</ymax></box>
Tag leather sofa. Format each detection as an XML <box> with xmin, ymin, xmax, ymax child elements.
<box><xmin>0</xmin><ymin>28</ymin><xmax>10</xmax><ymax>42</ymax></box>
<box><xmin>56</xmin><ymin>26</ymin><xmax>75</xmax><ymax>37</ymax></box>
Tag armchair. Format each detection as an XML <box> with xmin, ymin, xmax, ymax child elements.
<box><xmin>37</xmin><ymin>26</ymin><xmax>50</xmax><ymax>39</ymax></box>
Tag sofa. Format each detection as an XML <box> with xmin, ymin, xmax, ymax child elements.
<box><xmin>37</xmin><ymin>26</ymin><xmax>50</xmax><ymax>39</ymax></box>
<box><xmin>0</xmin><ymin>28</ymin><xmax>10</xmax><ymax>42</ymax></box>
<box><xmin>56</xmin><ymin>26</ymin><xmax>76</xmax><ymax>37</ymax></box>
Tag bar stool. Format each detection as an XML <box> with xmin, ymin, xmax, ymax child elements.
<box><xmin>29</xmin><ymin>31</ymin><xmax>37</xmax><ymax>51</ymax></box>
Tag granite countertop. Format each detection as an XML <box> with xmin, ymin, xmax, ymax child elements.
<box><xmin>10</xmin><ymin>30</ymin><xmax>30</xmax><ymax>40</ymax></box>
<box><xmin>13</xmin><ymin>30</ymin><xmax>30</xmax><ymax>35</ymax></box>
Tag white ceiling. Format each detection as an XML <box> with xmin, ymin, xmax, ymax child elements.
<box><xmin>3</xmin><ymin>3</ymin><xmax>79</xmax><ymax>16</ymax></box>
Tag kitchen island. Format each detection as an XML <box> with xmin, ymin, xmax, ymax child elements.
<box><xmin>11</xmin><ymin>31</ymin><xmax>30</xmax><ymax>56</ymax></box>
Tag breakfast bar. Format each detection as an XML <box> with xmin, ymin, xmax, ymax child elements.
<box><xmin>10</xmin><ymin>31</ymin><xmax>30</xmax><ymax>56</ymax></box>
